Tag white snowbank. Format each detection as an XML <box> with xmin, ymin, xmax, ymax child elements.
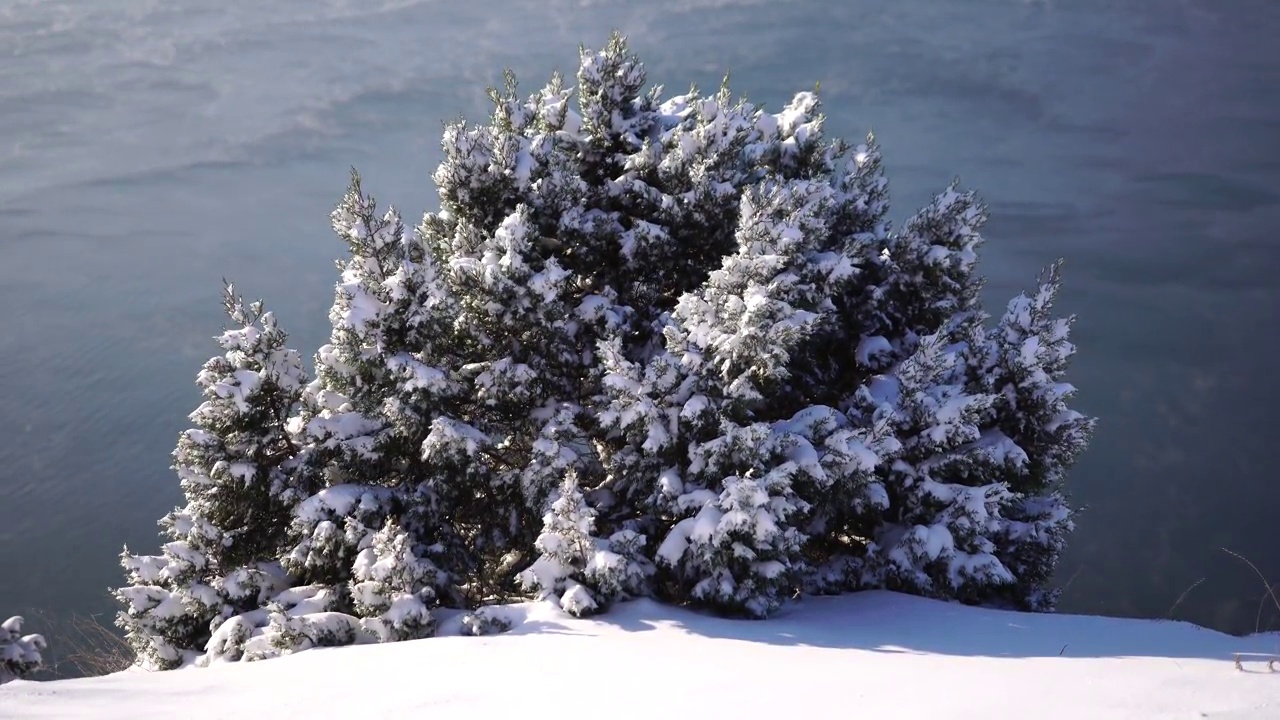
<box><xmin>3</xmin><ymin>592</ymin><xmax>1276</xmax><ymax>719</ymax></box>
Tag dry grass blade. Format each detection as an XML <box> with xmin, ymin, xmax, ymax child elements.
<box><xmin>1257</xmin><ymin>583</ymin><xmax>1280</xmax><ymax>635</ymax></box>
<box><xmin>1057</xmin><ymin>565</ymin><xmax>1085</xmax><ymax>600</ymax></box>
<box><xmin>58</xmin><ymin>613</ymin><xmax>135</xmax><ymax>677</ymax></box>
<box><xmin>1165</xmin><ymin>577</ymin><xmax>1205</xmax><ymax>620</ymax></box>
<box><xmin>1222</xmin><ymin>547</ymin><xmax>1280</xmax><ymax>634</ymax></box>
<box><xmin>28</xmin><ymin>609</ymin><xmax>135</xmax><ymax>678</ymax></box>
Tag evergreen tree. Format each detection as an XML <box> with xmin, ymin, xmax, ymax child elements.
<box><xmin>397</xmin><ymin>33</ymin><xmax>858</xmax><ymax>610</ymax></box>
<box><xmin>875</xmin><ymin>183</ymin><xmax>988</xmax><ymax>350</ymax></box>
<box><xmin>121</xmin><ymin>33</ymin><xmax>1096</xmax><ymax>666</ymax></box>
<box><xmin>973</xmin><ymin>263</ymin><xmax>1095</xmax><ymax>610</ymax></box>
<box><xmin>116</xmin><ymin>285</ymin><xmax>306</xmax><ymax>669</ymax></box>
<box><xmin>1</xmin><ymin>616</ymin><xmax>46</xmax><ymax>684</ymax></box>
<box><xmin>420</xmin><ymin>204</ymin><xmax>586</xmax><ymax>597</ymax></box>
<box><xmin>517</xmin><ymin>470</ymin><xmax>651</xmax><ymax>615</ymax></box>
<box><xmin>845</xmin><ymin>197</ymin><xmax>1094</xmax><ymax>608</ymax></box>
<box><xmin>273</xmin><ymin>176</ymin><xmax>456</xmax><ymax>640</ymax></box>
<box><xmin>350</xmin><ymin>520</ymin><xmax>440</xmax><ymax>641</ymax></box>
<box><xmin>852</xmin><ymin>333</ymin><xmax>1014</xmax><ymax>600</ymax></box>
<box><xmin>600</xmin><ymin>176</ymin><xmax>893</xmax><ymax>616</ymax></box>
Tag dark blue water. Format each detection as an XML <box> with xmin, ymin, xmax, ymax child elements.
<box><xmin>2</xmin><ymin>0</ymin><xmax>1277</xmax><ymax>649</ymax></box>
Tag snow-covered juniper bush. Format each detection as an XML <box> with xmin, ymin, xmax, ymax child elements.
<box><xmin>1</xmin><ymin>616</ymin><xmax>47</xmax><ymax>684</ymax></box>
<box><xmin>116</xmin><ymin>285</ymin><xmax>307</xmax><ymax>668</ymax></box>
<box><xmin>116</xmin><ymin>32</ymin><xmax>1094</xmax><ymax>668</ymax></box>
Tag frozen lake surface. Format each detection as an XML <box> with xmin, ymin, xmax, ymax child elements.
<box><xmin>1</xmin><ymin>0</ymin><xmax>1277</xmax><ymax>657</ymax></box>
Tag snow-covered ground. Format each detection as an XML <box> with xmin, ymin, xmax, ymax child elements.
<box><xmin>3</xmin><ymin>592</ymin><xmax>1275</xmax><ymax>719</ymax></box>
